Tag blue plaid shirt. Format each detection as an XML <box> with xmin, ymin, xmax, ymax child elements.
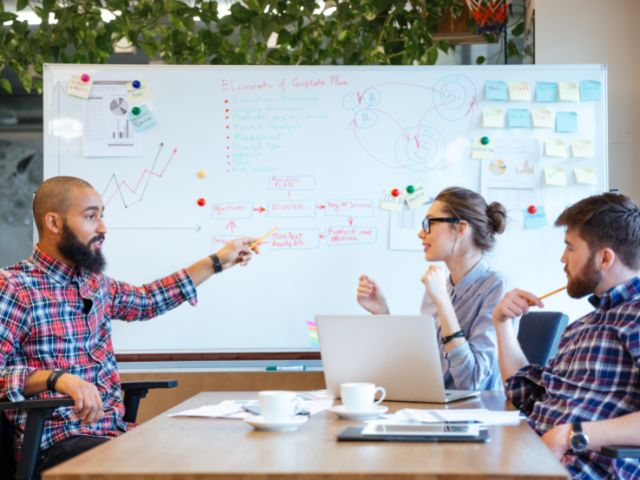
<box><xmin>506</xmin><ymin>276</ymin><xmax>640</xmax><ymax>479</ymax></box>
<box><xmin>0</xmin><ymin>246</ymin><xmax>197</xmax><ymax>457</ymax></box>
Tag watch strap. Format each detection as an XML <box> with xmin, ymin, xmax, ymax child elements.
<box><xmin>441</xmin><ymin>330</ymin><xmax>465</xmax><ymax>345</ymax></box>
<box><xmin>209</xmin><ymin>254</ymin><xmax>223</xmax><ymax>273</ymax></box>
<box><xmin>46</xmin><ymin>370</ymin><xmax>66</xmax><ymax>391</ymax></box>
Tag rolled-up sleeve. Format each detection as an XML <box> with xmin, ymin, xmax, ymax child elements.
<box><xmin>107</xmin><ymin>269</ymin><xmax>198</xmax><ymax>321</ymax></box>
<box><xmin>445</xmin><ymin>279</ymin><xmax>506</xmax><ymax>391</ymax></box>
<box><xmin>505</xmin><ymin>364</ymin><xmax>546</xmax><ymax>415</ymax></box>
<box><xmin>0</xmin><ymin>280</ymin><xmax>35</xmax><ymax>401</ymax></box>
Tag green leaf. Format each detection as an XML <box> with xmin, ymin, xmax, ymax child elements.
<box><xmin>16</xmin><ymin>0</ymin><xmax>29</xmax><ymax>12</ymax></box>
<box><xmin>475</xmin><ymin>55</ymin><xmax>486</xmax><ymax>65</ymax></box>
<box><xmin>0</xmin><ymin>78</ymin><xmax>12</xmax><ymax>94</ymax></box>
<box><xmin>511</xmin><ymin>21</ymin><xmax>524</xmax><ymax>37</ymax></box>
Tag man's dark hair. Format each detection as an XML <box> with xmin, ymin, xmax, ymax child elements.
<box><xmin>555</xmin><ymin>193</ymin><xmax>640</xmax><ymax>270</ymax></box>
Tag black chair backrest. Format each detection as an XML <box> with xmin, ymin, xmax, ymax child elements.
<box><xmin>517</xmin><ymin>311</ymin><xmax>569</xmax><ymax>366</ymax></box>
<box><xmin>1</xmin><ymin>411</ymin><xmax>17</xmax><ymax>479</ymax></box>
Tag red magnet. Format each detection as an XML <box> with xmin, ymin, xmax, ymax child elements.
<box><xmin>391</xmin><ymin>188</ymin><xmax>400</xmax><ymax>197</ymax></box>
<box><xmin>197</xmin><ymin>198</ymin><xmax>206</xmax><ymax>207</ymax></box>
<box><xmin>527</xmin><ymin>205</ymin><xmax>537</xmax><ymax>214</ymax></box>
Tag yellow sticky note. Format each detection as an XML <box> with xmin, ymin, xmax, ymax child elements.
<box><xmin>544</xmin><ymin>166</ymin><xmax>567</xmax><ymax>186</ymax></box>
<box><xmin>482</xmin><ymin>108</ymin><xmax>505</xmax><ymax>128</ymax></box>
<box><xmin>574</xmin><ymin>167</ymin><xmax>598</xmax><ymax>185</ymax></box>
<box><xmin>571</xmin><ymin>139</ymin><xmax>595</xmax><ymax>158</ymax></box>
<box><xmin>127</xmin><ymin>80</ymin><xmax>149</xmax><ymax>103</ymax></box>
<box><xmin>379</xmin><ymin>190</ymin><xmax>405</xmax><ymax>213</ymax></box>
<box><xmin>66</xmin><ymin>74</ymin><xmax>93</xmax><ymax>99</ymax></box>
<box><xmin>508</xmin><ymin>82</ymin><xmax>531</xmax><ymax>101</ymax></box>
<box><xmin>558</xmin><ymin>82</ymin><xmax>580</xmax><ymax>102</ymax></box>
<box><xmin>544</xmin><ymin>138</ymin><xmax>567</xmax><ymax>158</ymax></box>
<box><xmin>471</xmin><ymin>137</ymin><xmax>493</xmax><ymax>159</ymax></box>
<box><xmin>532</xmin><ymin>108</ymin><xmax>554</xmax><ymax>129</ymax></box>
<box><xmin>405</xmin><ymin>185</ymin><xmax>429</xmax><ymax>210</ymax></box>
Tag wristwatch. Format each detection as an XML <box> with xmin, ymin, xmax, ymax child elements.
<box><xmin>441</xmin><ymin>330</ymin><xmax>465</xmax><ymax>345</ymax></box>
<box><xmin>569</xmin><ymin>421</ymin><xmax>589</xmax><ymax>453</ymax></box>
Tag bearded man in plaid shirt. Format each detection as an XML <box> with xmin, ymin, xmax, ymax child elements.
<box><xmin>0</xmin><ymin>176</ymin><xmax>258</xmax><ymax>477</ymax></box>
<box><xmin>492</xmin><ymin>192</ymin><xmax>640</xmax><ymax>479</ymax></box>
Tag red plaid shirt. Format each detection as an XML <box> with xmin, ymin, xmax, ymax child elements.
<box><xmin>0</xmin><ymin>246</ymin><xmax>197</xmax><ymax>456</ymax></box>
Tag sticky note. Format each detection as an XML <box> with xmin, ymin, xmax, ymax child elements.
<box><xmin>523</xmin><ymin>206</ymin><xmax>547</xmax><ymax>230</ymax></box>
<box><xmin>574</xmin><ymin>167</ymin><xmax>598</xmax><ymax>185</ymax></box>
<box><xmin>580</xmin><ymin>80</ymin><xmax>602</xmax><ymax>102</ymax></box>
<box><xmin>127</xmin><ymin>80</ymin><xmax>149</xmax><ymax>103</ymax></box>
<box><xmin>485</xmin><ymin>80</ymin><xmax>509</xmax><ymax>101</ymax></box>
<box><xmin>558</xmin><ymin>82</ymin><xmax>580</xmax><ymax>102</ymax></box>
<box><xmin>129</xmin><ymin>105</ymin><xmax>156</xmax><ymax>132</ymax></box>
<box><xmin>507</xmin><ymin>109</ymin><xmax>531</xmax><ymax>128</ymax></box>
<box><xmin>556</xmin><ymin>112</ymin><xmax>578</xmax><ymax>133</ymax></box>
<box><xmin>536</xmin><ymin>82</ymin><xmax>558</xmax><ymax>102</ymax></box>
<box><xmin>405</xmin><ymin>185</ymin><xmax>429</xmax><ymax>210</ymax></box>
<box><xmin>545</xmin><ymin>138</ymin><xmax>567</xmax><ymax>158</ymax></box>
<box><xmin>66</xmin><ymin>74</ymin><xmax>93</xmax><ymax>99</ymax></box>
<box><xmin>380</xmin><ymin>190</ymin><xmax>405</xmax><ymax>213</ymax></box>
<box><xmin>508</xmin><ymin>81</ymin><xmax>531</xmax><ymax>101</ymax></box>
<box><xmin>532</xmin><ymin>108</ymin><xmax>554</xmax><ymax>128</ymax></box>
<box><xmin>482</xmin><ymin>108</ymin><xmax>505</xmax><ymax>128</ymax></box>
<box><xmin>471</xmin><ymin>138</ymin><xmax>493</xmax><ymax>160</ymax></box>
<box><xmin>571</xmin><ymin>139</ymin><xmax>594</xmax><ymax>158</ymax></box>
<box><xmin>544</xmin><ymin>165</ymin><xmax>567</xmax><ymax>186</ymax></box>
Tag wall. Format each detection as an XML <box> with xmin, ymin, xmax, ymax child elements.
<box><xmin>535</xmin><ymin>0</ymin><xmax>640</xmax><ymax>202</ymax></box>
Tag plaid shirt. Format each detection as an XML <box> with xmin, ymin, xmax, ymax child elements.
<box><xmin>506</xmin><ymin>276</ymin><xmax>640</xmax><ymax>480</ymax></box>
<box><xmin>0</xmin><ymin>246</ymin><xmax>197</xmax><ymax>456</ymax></box>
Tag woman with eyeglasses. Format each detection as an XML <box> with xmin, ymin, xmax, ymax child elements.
<box><xmin>357</xmin><ymin>186</ymin><xmax>509</xmax><ymax>391</ymax></box>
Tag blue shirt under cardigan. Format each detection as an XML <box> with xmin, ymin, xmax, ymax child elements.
<box><xmin>420</xmin><ymin>260</ymin><xmax>509</xmax><ymax>391</ymax></box>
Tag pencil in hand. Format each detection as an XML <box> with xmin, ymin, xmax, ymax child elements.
<box><xmin>250</xmin><ymin>227</ymin><xmax>278</xmax><ymax>251</ymax></box>
<box><xmin>528</xmin><ymin>286</ymin><xmax>567</xmax><ymax>305</ymax></box>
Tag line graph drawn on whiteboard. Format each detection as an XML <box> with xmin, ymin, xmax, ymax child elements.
<box><xmin>101</xmin><ymin>142</ymin><xmax>178</xmax><ymax>209</ymax></box>
<box><xmin>344</xmin><ymin>75</ymin><xmax>477</xmax><ymax>171</ymax></box>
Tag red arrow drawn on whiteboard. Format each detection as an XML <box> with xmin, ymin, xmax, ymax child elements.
<box><xmin>348</xmin><ymin>217</ymin><xmax>354</xmax><ymax>226</ymax></box>
<box><xmin>226</xmin><ymin>221</ymin><xmax>237</xmax><ymax>233</ymax></box>
<box><xmin>317</xmin><ymin>205</ymin><xmax>326</xmax><ymax>210</ymax></box>
<box><xmin>253</xmin><ymin>207</ymin><xmax>266</xmax><ymax>213</ymax></box>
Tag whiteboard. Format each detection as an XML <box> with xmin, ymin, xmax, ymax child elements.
<box><xmin>43</xmin><ymin>64</ymin><xmax>607</xmax><ymax>354</ymax></box>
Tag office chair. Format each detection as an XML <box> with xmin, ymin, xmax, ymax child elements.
<box><xmin>517</xmin><ymin>311</ymin><xmax>569</xmax><ymax>366</ymax></box>
<box><xmin>0</xmin><ymin>379</ymin><xmax>177</xmax><ymax>480</ymax></box>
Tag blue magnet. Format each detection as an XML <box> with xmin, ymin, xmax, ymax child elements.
<box><xmin>132</xmin><ymin>80</ymin><xmax>141</xmax><ymax>89</ymax></box>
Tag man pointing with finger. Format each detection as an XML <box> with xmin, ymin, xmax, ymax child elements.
<box><xmin>0</xmin><ymin>176</ymin><xmax>258</xmax><ymax>476</ymax></box>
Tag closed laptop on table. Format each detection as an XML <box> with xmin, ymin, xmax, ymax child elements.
<box><xmin>316</xmin><ymin>315</ymin><xmax>479</xmax><ymax>403</ymax></box>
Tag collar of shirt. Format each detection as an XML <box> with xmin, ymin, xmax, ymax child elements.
<box><xmin>31</xmin><ymin>246</ymin><xmax>100</xmax><ymax>299</ymax></box>
<box><xmin>587</xmin><ymin>275</ymin><xmax>640</xmax><ymax>311</ymax></box>
<box><xmin>447</xmin><ymin>259</ymin><xmax>490</xmax><ymax>297</ymax></box>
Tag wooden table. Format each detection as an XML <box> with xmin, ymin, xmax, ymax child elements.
<box><xmin>44</xmin><ymin>391</ymin><xmax>569</xmax><ymax>479</ymax></box>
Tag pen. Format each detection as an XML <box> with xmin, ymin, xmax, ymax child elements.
<box><xmin>250</xmin><ymin>227</ymin><xmax>278</xmax><ymax>250</ymax></box>
<box><xmin>265</xmin><ymin>365</ymin><xmax>307</xmax><ymax>371</ymax></box>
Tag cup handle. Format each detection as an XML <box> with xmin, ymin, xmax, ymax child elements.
<box><xmin>292</xmin><ymin>396</ymin><xmax>305</xmax><ymax>414</ymax></box>
<box><xmin>373</xmin><ymin>386</ymin><xmax>386</xmax><ymax>405</ymax></box>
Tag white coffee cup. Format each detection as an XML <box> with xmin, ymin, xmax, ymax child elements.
<box><xmin>258</xmin><ymin>390</ymin><xmax>304</xmax><ymax>422</ymax></box>
<box><xmin>340</xmin><ymin>382</ymin><xmax>386</xmax><ymax>411</ymax></box>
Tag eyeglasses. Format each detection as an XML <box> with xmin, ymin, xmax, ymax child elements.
<box><xmin>421</xmin><ymin>217</ymin><xmax>460</xmax><ymax>234</ymax></box>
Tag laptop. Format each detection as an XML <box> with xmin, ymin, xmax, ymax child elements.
<box><xmin>316</xmin><ymin>315</ymin><xmax>480</xmax><ymax>403</ymax></box>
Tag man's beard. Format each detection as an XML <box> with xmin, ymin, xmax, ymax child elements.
<box><xmin>566</xmin><ymin>251</ymin><xmax>601</xmax><ymax>299</ymax></box>
<box><xmin>59</xmin><ymin>223</ymin><xmax>106</xmax><ymax>274</ymax></box>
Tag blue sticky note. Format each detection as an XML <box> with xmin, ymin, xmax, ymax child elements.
<box><xmin>524</xmin><ymin>206</ymin><xmax>547</xmax><ymax>230</ymax></box>
<box><xmin>507</xmin><ymin>109</ymin><xmax>531</xmax><ymax>128</ymax></box>
<box><xmin>580</xmin><ymin>80</ymin><xmax>602</xmax><ymax>102</ymax></box>
<box><xmin>536</xmin><ymin>82</ymin><xmax>558</xmax><ymax>102</ymax></box>
<box><xmin>486</xmin><ymin>80</ymin><xmax>509</xmax><ymax>101</ymax></box>
<box><xmin>556</xmin><ymin>112</ymin><xmax>578</xmax><ymax>133</ymax></box>
<box><xmin>128</xmin><ymin>105</ymin><xmax>156</xmax><ymax>132</ymax></box>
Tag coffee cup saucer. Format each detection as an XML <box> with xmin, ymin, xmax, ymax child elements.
<box><xmin>329</xmin><ymin>405</ymin><xmax>388</xmax><ymax>420</ymax></box>
<box><xmin>245</xmin><ymin>415</ymin><xmax>308</xmax><ymax>432</ymax></box>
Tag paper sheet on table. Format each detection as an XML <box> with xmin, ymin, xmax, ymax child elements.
<box><xmin>168</xmin><ymin>399</ymin><xmax>333</xmax><ymax>419</ymax></box>
<box><xmin>393</xmin><ymin>408</ymin><xmax>523</xmax><ymax>426</ymax></box>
